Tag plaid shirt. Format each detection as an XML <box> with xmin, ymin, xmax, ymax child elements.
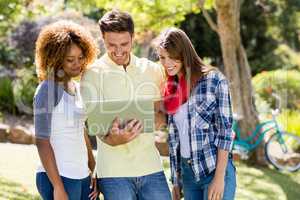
<box><xmin>168</xmin><ymin>70</ymin><xmax>234</xmax><ymax>186</ymax></box>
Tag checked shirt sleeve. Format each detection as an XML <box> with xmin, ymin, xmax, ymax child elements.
<box><xmin>214</xmin><ymin>79</ymin><xmax>234</xmax><ymax>151</ymax></box>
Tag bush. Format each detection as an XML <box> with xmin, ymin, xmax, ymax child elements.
<box><xmin>252</xmin><ymin>70</ymin><xmax>300</xmax><ymax>110</ymax></box>
<box><xmin>9</xmin><ymin>20</ymin><xmax>42</xmax><ymax>69</ymax></box>
<box><xmin>278</xmin><ymin>109</ymin><xmax>300</xmax><ymax>138</ymax></box>
<box><xmin>0</xmin><ymin>43</ymin><xmax>19</xmax><ymax>69</ymax></box>
<box><xmin>0</xmin><ymin>76</ymin><xmax>16</xmax><ymax>114</ymax></box>
<box><xmin>8</xmin><ymin>10</ymin><xmax>103</xmax><ymax>70</ymax></box>
<box><xmin>13</xmin><ymin>68</ymin><xmax>38</xmax><ymax>115</ymax></box>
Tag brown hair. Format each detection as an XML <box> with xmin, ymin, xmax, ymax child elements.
<box><xmin>158</xmin><ymin>27</ymin><xmax>215</xmax><ymax>91</ymax></box>
<box><xmin>35</xmin><ymin>20</ymin><xmax>98</xmax><ymax>81</ymax></box>
<box><xmin>98</xmin><ymin>9</ymin><xmax>134</xmax><ymax>36</ymax></box>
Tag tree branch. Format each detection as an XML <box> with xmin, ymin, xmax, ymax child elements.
<box><xmin>198</xmin><ymin>0</ymin><xmax>218</xmax><ymax>33</ymax></box>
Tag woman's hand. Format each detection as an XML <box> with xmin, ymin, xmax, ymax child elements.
<box><xmin>89</xmin><ymin>177</ymin><xmax>99</xmax><ymax>200</ymax></box>
<box><xmin>208</xmin><ymin>175</ymin><xmax>225</xmax><ymax>200</ymax></box>
<box><xmin>172</xmin><ymin>185</ymin><xmax>182</xmax><ymax>200</ymax></box>
<box><xmin>53</xmin><ymin>186</ymin><xmax>68</xmax><ymax>200</ymax></box>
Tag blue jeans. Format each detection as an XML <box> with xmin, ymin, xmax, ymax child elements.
<box><xmin>181</xmin><ymin>157</ymin><xmax>236</xmax><ymax>200</ymax></box>
<box><xmin>97</xmin><ymin>171</ymin><xmax>171</xmax><ymax>200</ymax></box>
<box><xmin>36</xmin><ymin>172</ymin><xmax>95</xmax><ymax>200</ymax></box>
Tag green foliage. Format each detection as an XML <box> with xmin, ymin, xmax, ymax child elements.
<box><xmin>265</xmin><ymin>0</ymin><xmax>300</xmax><ymax>50</ymax></box>
<box><xmin>274</xmin><ymin>44</ymin><xmax>300</xmax><ymax>71</ymax></box>
<box><xmin>278</xmin><ymin>109</ymin><xmax>300</xmax><ymax>138</ymax></box>
<box><xmin>240</xmin><ymin>1</ymin><xmax>286</xmax><ymax>74</ymax></box>
<box><xmin>179</xmin><ymin>1</ymin><xmax>300</xmax><ymax>75</ymax></box>
<box><xmin>0</xmin><ymin>0</ymin><xmax>24</xmax><ymax>37</ymax></box>
<box><xmin>0</xmin><ymin>76</ymin><xmax>16</xmax><ymax>114</ymax></box>
<box><xmin>180</xmin><ymin>12</ymin><xmax>222</xmax><ymax>67</ymax></box>
<box><xmin>83</xmin><ymin>7</ymin><xmax>105</xmax><ymax>21</ymax></box>
<box><xmin>69</xmin><ymin>0</ymin><xmax>205</xmax><ymax>34</ymax></box>
<box><xmin>13</xmin><ymin>68</ymin><xmax>38</xmax><ymax>115</ymax></box>
<box><xmin>0</xmin><ymin>42</ymin><xmax>19</xmax><ymax>69</ymax></box>
<box><xmin>9</xmin><ymin>20</ymin><xmax>40</xmax><ymax>69</ymax></box>
<box><xmin>0</xmin><ymin>1</ymin><xmax>48</xmax><ymax>71</ymax></box>
<box><xmin>255</xmin><ymin>0</ymin><xmax>300</xmax><ymax>69</ymax></box>
<box><xmin>252</xmin><ymin>70</ymin><xmax>300</xmax><ymax>110</ymax></box>
<box><xmin>0</xmin><ymin>0</ymin><xmax>46</xmax><ymax>38</ymax></box>
<box><xmin>6</xmin><ymin>10</ymin><xmax>102</xmax><ymax>70</ymax></box>
<box><xmin>254</xmin><ymin>93</ymin><xmax>272</xmax><ymax>116</ymax></box>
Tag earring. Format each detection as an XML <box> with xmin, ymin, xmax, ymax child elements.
<box><xmin>57</xmin><ymin>69</ymin><xmax>65</xmax><ymax>78</ymax></box>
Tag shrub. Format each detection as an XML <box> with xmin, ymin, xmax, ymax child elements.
<box><xmin>252</xmin><ymin>70</ymin><xmax>300</xmax><ymax>110</ymax></box>
<box><xmin>278</xmin><ymin>109</ymin><xmax>300</xmax><ymax>138</ymax></box>
<box><xmin>9</xmin><ymin>10</ymin><xmax>102</xmax><ymax>70</ymax></box>
<box><xmin>9</xmin><ymin>20</ymin><xmax>42</xmax><ymax>69</ymax></box>
<box><xmin>13</xmin><ymin>68</ymin><xmax>38</xmax><ymax>115</ymax></box>
<box><xmin>0</xmin><ymin>76</ymin><xmax>16</xmax><ymax>114</ymax></box>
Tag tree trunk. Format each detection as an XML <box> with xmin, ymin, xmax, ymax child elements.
<box><xmin>215</xmin><ymin>0</ymin><xmax>266</xmax><ymax>165</ymax></box>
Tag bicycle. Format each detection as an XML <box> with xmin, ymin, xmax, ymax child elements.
<box><xmin>232</xmin><ymin>108</ymin><xmax>300</xmax><ymax>172</ymax></box>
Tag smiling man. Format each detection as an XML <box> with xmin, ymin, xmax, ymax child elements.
<box><xmin>80</xmin><ymin>10</ymin><xmax>171</xmax><ymax>200</ymax></box>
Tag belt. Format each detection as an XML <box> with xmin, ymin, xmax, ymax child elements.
<box><xmin>182</xmin><ymin>152</ymin><xmax>233</xmax><ymax>165</ymax></box>
<box><xmin>228</xmin><ymin>152</ymin><xmax>233</xmax><ymax>159</ymax></box>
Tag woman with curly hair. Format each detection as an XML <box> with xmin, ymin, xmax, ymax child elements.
<box><xmin>34</xmin><ymin>20</ymin><xmax>99</xmax><ymax>200</ymax></box>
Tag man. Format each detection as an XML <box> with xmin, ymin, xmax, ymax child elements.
<box><xmin>80</xmin><ymin>10</ymin><xmax>171</xmax><ymax>200</ymax></box>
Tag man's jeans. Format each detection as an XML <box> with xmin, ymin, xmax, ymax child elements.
<box><xmin>97</xmin><ymin>171</ymin><xmax>171</xmax><ymax>200</ymax></box>
<box><xmin>181</xmin><ymin>157</ymin><xmax>236</xmax><ymax>200</ymax></box>
<box><xmin>36</xmin><ymin>172</ymin><xmax>94</xmax><ymax>200</ymax></box>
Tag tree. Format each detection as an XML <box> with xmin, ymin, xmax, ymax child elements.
<box><xmin>199</xmin><ymin>0</ymin><xmax>265</xmax><ymax>164</ymax></box>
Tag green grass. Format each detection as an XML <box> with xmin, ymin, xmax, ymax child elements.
<box><xmin>0</xmin><ymin>177</ymin><xmax>40</xmax><ymax>200</ymax></box>
<box><xmin>235</xmin><ymin>162</ymin><xmax>300</xmax><ymax>200</ymax></box>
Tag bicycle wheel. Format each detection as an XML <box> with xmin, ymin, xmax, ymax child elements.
<box><xmin>265</xmin><ymin>132</ymin><xmax>300</xmax><ymax>172</ymax></box>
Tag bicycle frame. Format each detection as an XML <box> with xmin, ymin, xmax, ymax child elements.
<box><xmin>233</xmin><ymin>118</ymin><xmax>283</xmax><ymax>152</ymax></box>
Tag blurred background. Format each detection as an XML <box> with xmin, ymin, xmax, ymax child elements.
<box><xmin>0</xmin><ymin>0</ymin><xmax>300</xmax><ymax>199</ymax></box>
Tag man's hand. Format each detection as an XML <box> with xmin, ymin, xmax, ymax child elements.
<box><xmin>103</xmin><ymin>117</ymin><xmax>143</xmax><ymax>146</ymax></box>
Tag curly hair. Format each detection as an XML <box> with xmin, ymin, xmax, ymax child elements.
<box><xmin>35</xmin><ymin>20</ymin><xmax>99</xmax><ymax>81</ymax></box>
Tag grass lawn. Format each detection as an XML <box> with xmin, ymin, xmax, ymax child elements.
<box><xmin>234</xmin><ymin>162</ymin><xmax>300</xmax><ymax>200</ymax></box>
<box><xmin>1</xmin><ymin>144</ymin><xmax>300</xmax><ymax>200</ymax></box>
<box><xmin>0</xmin><ymin>177</ymin><xmax>40</xmax><ymax>200</ymax></box>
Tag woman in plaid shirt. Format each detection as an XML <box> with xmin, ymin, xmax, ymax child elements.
<box><xmin>157</xmin><ymin>28</ymin><xmax>236</xmax><ymax>200</ymax></box>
